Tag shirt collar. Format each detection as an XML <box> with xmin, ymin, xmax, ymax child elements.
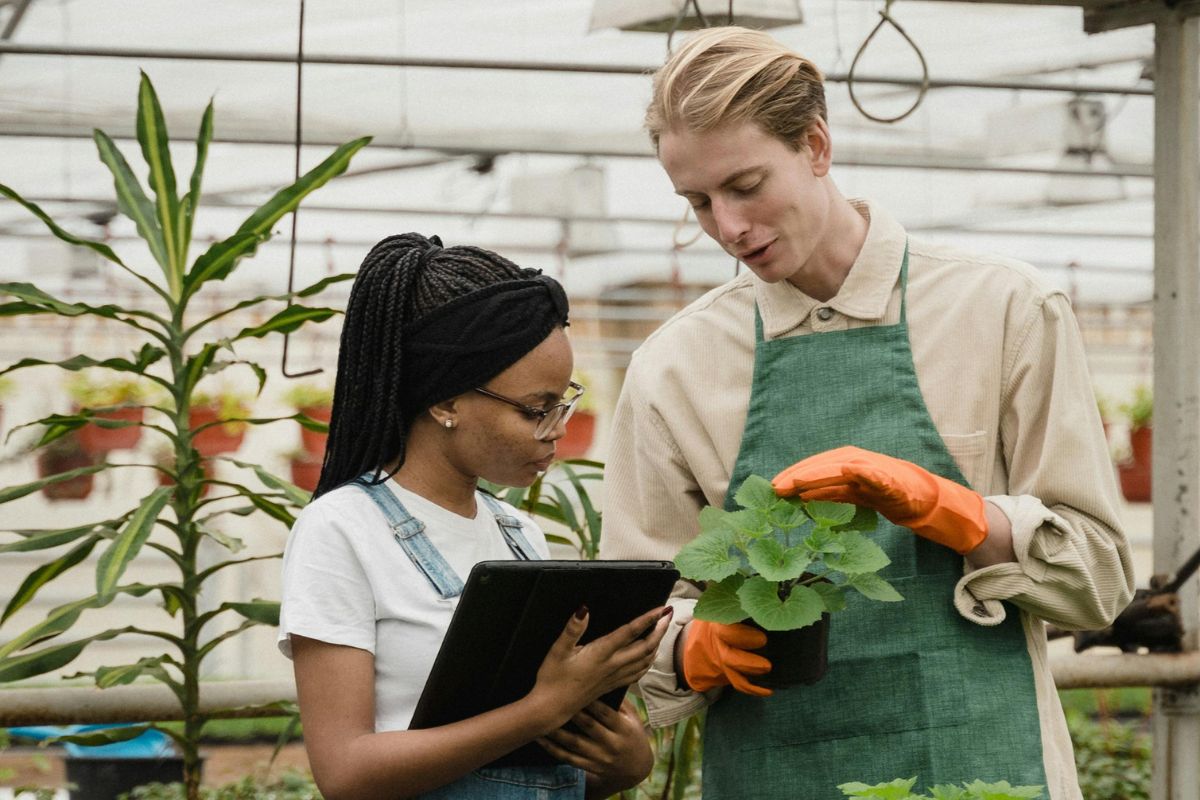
<box><xmin>754</xmin><ymin>198</ymin><xmax>908</xmax><ymax>339</ymax></box>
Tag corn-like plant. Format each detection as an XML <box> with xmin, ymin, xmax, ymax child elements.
<box><xmin>0</xmin><ymin>72</ymin><xmax>369</xmax><ymax>799</ymax></box>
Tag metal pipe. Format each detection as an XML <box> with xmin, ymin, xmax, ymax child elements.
<box><xmin>0</xmin><ymin>42</ymin><xmax>1156</xmax><ymax>96</ymax></box>
<box><xmin>2</xmin><ymin>652</ymin><xmax>1199</xmax><ymax>726</ymax></box>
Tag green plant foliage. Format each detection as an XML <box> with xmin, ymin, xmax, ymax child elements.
<box><xmin>0</xmin><ymin>71</ymin><xmax>367</xmax><ymax>800</ymax></box>
<box><xmin>675</xmin><ymin>474</ymin><xmax>899</xmax><ymax>631</ymax></box>
<box><xmin>1119</xmin><ymin>384</ymin><xmax>1153</xmax><ymax>430</ymax></box>
<box><xmin>121</xmin><ymin>771</ymin><xmax>322</xmax><ymax>800</ymax></box>
<box><xmin>280</xmin><ymin>382</ymin><xmax>334</xmax><ymax>410</ymax></box>
<box><xmin>1066</xmin><ymin>710</ymin><xmax>1151</xmax><ymax>800</ymax></box>
<box><xmin>838</xmin><ymin>777</ymin><xmax>1043</xmax><ymax>800</ymax></box>
<box><xmin>480</xmin><ymin>458</ymin><xmax>604</xmax><ymax>560</ymax></box>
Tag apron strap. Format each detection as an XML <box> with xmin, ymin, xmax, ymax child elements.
<box><xmin>352</xmin><ymin>476</ymin><xmax>465</xmax><ymax>599</ymax></box>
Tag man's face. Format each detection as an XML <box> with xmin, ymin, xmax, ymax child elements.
<box><xmin>658</xmin><ymin>121</ymin><xmax>832</xmax><ymax>288</ymax></box>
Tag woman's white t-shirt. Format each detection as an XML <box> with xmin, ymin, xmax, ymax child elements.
<box><xmin>277</xmin><ymin>480</ymin><xmax>550</xmax><ymax>731</ymax></box>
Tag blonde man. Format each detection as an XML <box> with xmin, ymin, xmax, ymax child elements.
<box><xmin>601</xmin><ymin>26</ymin><xmax>1133</xmax><ymax>800</ymax></box>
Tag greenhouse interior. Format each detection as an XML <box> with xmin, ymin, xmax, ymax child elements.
<box><xmin>0</xmin><ymin>0</ymin><xmax>1197</xmax><ymax>798</ymax></box>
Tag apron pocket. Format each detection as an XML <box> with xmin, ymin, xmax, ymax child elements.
<box><xmin>748</xmin><ymin>648</ymin><xmax>968</xmax><ymax>750</ymax></box>
<box><xmin>941</xmin><ymin>431</ymin><xmax>989</xmax><ymax>490</ymax></box>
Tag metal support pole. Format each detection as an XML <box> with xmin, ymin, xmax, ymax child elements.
<box><xmin>1152</xmin><ymin>15</ymin><xmax>1200</xmax><ymax>800</ymax></box>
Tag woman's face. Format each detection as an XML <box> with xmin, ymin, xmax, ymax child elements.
<box><xmin>449</xmin><ymin>326</ymin><xmax>575</xmax><ymax>488</ymax></box>
<box><xmin>658</xmin><ymin>120</ymin><xmax>833</xmax><ymax>287</ymax></box>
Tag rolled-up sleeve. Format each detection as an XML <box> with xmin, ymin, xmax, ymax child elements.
<box><xmin>956</xmin><ymin>292</ymin><xmax>1135</xmax><ymax>629</ymax></box>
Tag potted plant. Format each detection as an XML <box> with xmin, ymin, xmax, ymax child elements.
<box><xmin>838</xmin><ymin>777</ymin><xmax>1043</xmax><ymax>799</ymax></box>
<box><xmin>67</xmin><ymin>372</ymin><xmax>150</xmax><ymax>456</ymax></box>
<box><xmin>673</xmin><ymin>474</ymin><xmax>900</xmax><ymax>687</ymax></box>
<box><xmin>36</xmin><ymin>432</ymin><xmax>98</xmax><ymax>500</ymax></box>
<box><xmin>0</xmin><ymin>72</ymin><xmax>368</xmax><ymax>800</ymax></box>
<box><xmin>1117</xmin><ymin>384</ymin><xmax>1152</xmax><ymax>503</ymax></box>
<box><xmin>555</xmin><ymin>371</ymin><xmax>597</xmax><ymax>460</ymax></box>
<box><xmin>189</xmin><ymin>390</ymin><xmax>252</xmax><ymax>457</ymax></box>
<box><xmin>285</xmin><ymin>447</ymin><xmax>323</xmax><ymax>493</ymax></box>
<box><xmin>282</xmin><ymin>382</ymin><xmax>333</xmax><ymax>458</ymax></box>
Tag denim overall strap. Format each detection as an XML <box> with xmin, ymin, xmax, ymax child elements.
<box><xmin>478</xmin><ymin>492</ymin><xmax>542</xmax><ymax>561</ymax></box>
<box><xmin>352</xmin><ymin>477</ymin><xmax>465</xmax><ymax>599</ymax></box>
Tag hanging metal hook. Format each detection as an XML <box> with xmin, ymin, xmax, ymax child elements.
<box><xmin>282</xmin><ymin>0</ymin><xmax>321</xmax><ymax>379</ymax></box>
<box><xmin>847</xmin><ymin>0</ymin><xmax>930</xmax><ymax>125</ymax></box>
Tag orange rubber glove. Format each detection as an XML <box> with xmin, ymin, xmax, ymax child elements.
<box><xmin>682</xmin><ymin>620</ymin><xmax>773</xmax><ymax>697</ymax></box>
<box><xmin>771</xmin><ymin>445</ymin><xmax>988</xmax><ymax>556</ymax></box>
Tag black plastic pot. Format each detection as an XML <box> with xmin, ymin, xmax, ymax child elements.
<box><xmin>65</xmin><ymin>756</ymin><xmax>188</xmax><ymax>800</ymax></box>
<box><xmin>753</xmin><ymin>612</ymin><xmax>831</xmax><ymax>689</ymax></box>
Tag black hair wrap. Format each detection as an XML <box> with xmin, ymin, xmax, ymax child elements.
<box><xmin>400</xmin><ymin>271</ymin><xmax>570</xmax><ymax>419</ymax></box>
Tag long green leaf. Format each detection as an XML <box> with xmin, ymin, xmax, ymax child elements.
<box><xmin>182</xmin><ymin>136</ymin><xmax>371</xmax><ymax>297</ymax></box>
<box><xmin>137</xmin><ymin>72</ymin><xmax>183</xmax><ymax>296</ymax></box>
<box><xmin>2</xmin><ymin>535</ymin><xmax>101</xmax><ymax>623</ymax></box>
<box><xmin>221</xmin><ymin>600</ymin><xmax>280</xmax><ymax>626</ymax></box>
<box><xmin>228</xmin><ymin>459</ymin><xmax>311</xmax><ymax>507</ymax></box>
<box><xmin>0</xmin><ymin>184</ymin><xmax>127</xmax><ymax>267</ymax></box>
<box><xmin>181</xmin><ymin>99</ymin><xmax>214</xmax><ymax>262</ymax></box>
<box><xmin>95</xmin><ymin>656</ymin><xmax>170</xmax><ymax>688</ymax></box>
<box><xmin>0</xmin><ymin>630</ymin><xmax>122</xmax><ymax>683</ymax></box>
<box><xmin>0</xmin><ymin>595</ymin><xmax>103</xmax><ymax>659</ymax></box>
<box><xmin>53</xmin><ymin>725</ymin><xmax>152</xmax><ymax>746</ymax></box>
<box><xmin>0</xmin><ymin>463</ymin><xmax>107</xmax><ymax>506</ymax></box>
<box><xmin>93</xmin><ymin>129</ymin><xmax>168</xmax><ymax>270</ymax></box>
<box><xmin>184</xmin><ymin>232</ymin><xmax>267</xmax><ymax>300</ymax></box>
<box><xmin>228</xmin><ymin>486</ymin><xmax>297</xmax><ymax>527</ymax></box>
<box><xmin>232</xmin><ymin>304</ymin><xmax>337</xmax><ymax>341</ymax></box>
<box><xmin>181</xmin><ymin>343</ymin><xmax>220</xmax><ymax>398</ymax></box>
<box><xmin>0</xmin><ymin>523</ymin><xmax>112</xmax><ymax>553</ymax></box>
<box><xmin>185</xmin><ymin>272</ymin><xmax>354</xmax><ymax>337</ymax></box>
<box><xmin>0</xmin><ymin>343</ymin><xmax>166</xmax><ymax>381</ymax></box>
<box><xmin>96</xmin><ymin>487</ymin><xmax>173</xmax><ymax>598</ymax></box>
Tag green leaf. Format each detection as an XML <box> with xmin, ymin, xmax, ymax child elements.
<box><xmin>0</xmin><ymin>184</ymin><xmax>128</xmax><ymax>269</ymax></box>
<box><xmin>0</xmin><ymin>595</ymin><xmax>105</xmax><ymax>659</ymax></box>
<box><xmin>733</xmin><ymin>474</ymin><xmax>777</xmax><ymax>511</ymax></box>
<box><xmin>95</xmin><ymin>656</ymin><xmax>170</xmax><ymax>688</ymax></box>
<box><xmin>767</xmin><ymin>498</ymin><xmax>808</xmax><ymax>530</ymax></box>
<box><xmin>838</xmin><ymin>777</ymin><xmax>921</xmax><ymax>799</ymax></box>
<box><xmin>725</xmin><ymin>508</ymin><xmax>771</xmax><ymax>539</ymax></box>
<box><xmin>836</xmin><ymin>504</ymin><xmax>879</xmax><ymax>533</ymax></box>
<box><xmin>848</xmin><ymin>573</ymin><xmax>904</xmax><ymax>602</ymax></box>
<box><xmin>0</xmin><ymin>344</ymin><xmax>166</xmax><ymax>381</ymax></box>
<box><xmin>805</xmin><ymin>500</ymin><xmax>857</xmax><ymax>527</ymax></box>
<box><xmin>811</xmin><ymin>580</ymin><xmax>847</xmax><ymax>612</ymax></box>
<box><xmin>2</xmin><ymin>535</ymin><xmax>101</xmax><ymax>623</ymax></box>
<box><xmin>698</xmin><ymin>505</ymin><xmax>732</xmax><ymax>535</ymax></box>
<box><xmin>181</xmin><ymin>99</ymin><xmax>214</xmax><ymax>254</ymax></box>
<box><xmin>232</xmin><ymin>304</ymin><xmax>337</xmax><ymax>341</ymax></box>
<box><xmin>181</xmin><ymin>343</ymin><xmax>220</xmax><ymax>398</ymax></box>
<box><xmin>738</xmin><ymin>577</ymin><xmax>824</xmax><ymax>631</ymax></box>
<box><xmin>0</xmin><ymin>629</ymin><xmax>122</xmax><ymax>683</ymax></box>
<box><xmin>54</xmin><ymin>725</ymin><xmax>152</xmax><ymax>746</ymax></box>
<box><xmin>221</xmin><ymin>600</ymin><xmax>280</xmax><ymax>626</ymax></box>
<box><xmin>804</xmin><ymin>526</ymin><xmax>846</xmax><ymax>554</ymax></box>
<box><xmin>0</xmin><ymin>463</ymin><xmax>107</xmax><ymax>506</ymax></box>
<box><xmin>228</xmin><ymin>459</ymin><xmax>311</xmax><ymax>507</ymax></box>
<box><xmin>959</xmin><ymin>780</ymin><xmax>1043</xmax><ymax>799</ymax></box>
<box><xmin>183</xmin><ymin>136</ymin><xmax>371</xmax><ymax>297</ymax></box>
<box><xmin>96</xmin><ymin>488</ymin><xmax>173</xmax><ymax>598</ymax></box>
<box><xmin>201</xmin><ymin>526</ymin><xmax>245</xmax><ymax>553</ymax></box>
<box><xmin>929</xmin><ymin>787</ymin><xmax>967</xmax><ymax>800</ymax></box>
<box><xmin>693</xmin><ymin>575</ymin><xmax>748</xmax><ymax>624</ymax></box>
<box><xmin>185</xmin><ymin>232</ymin><xmax>268</xmax><ymax>299</ymax></box>
<box><xmin>747</xmin><ymin>538</ymin><xmax>811</xmax><ymax>582</ymax></box>
<box><xmin>137</xmin><ymin>72</ymin><xmax>184</xmax><ymax>293</ymax></box>
<box><xmin>674</xmin><ymin>527</ymin><xmax>739</xmax><ymax>582</ymax></box>
<box><xmin>0</xmin><ymin>522</ymin><xmax>114</xmax><ymax>553</ymax></box>
<box><xmin>228</xmin><ymin>485</ymin><xmax>297</xmax><ymax>527</ymax></box>
<box><xmin>93</xmin><ymin>128</ymin><xmax>168</xmax><ymax>271</ymax></box>
<box><xmin>825</xmin><ymin>532</ymin><xmax>891</xmax><ymax>575</ymax></box>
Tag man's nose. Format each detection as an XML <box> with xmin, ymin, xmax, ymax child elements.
<box><xmin>712</xmin><ymin>198</ymin><xmax>749</xmax><ymax>245</ymax></box>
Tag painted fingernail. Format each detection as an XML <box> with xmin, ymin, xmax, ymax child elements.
<box><xmin>661</xmin><ymin>606</ymin><xmax>675</xmax><ymax>619</ymax></box>
<box><xmin>574</xmin><ymin>605</ymin><xmax>589</xmax><ymax>620</ymax></box>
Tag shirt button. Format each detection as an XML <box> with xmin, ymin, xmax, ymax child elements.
<box><xmin>816</xmin><ymin>307</ymin><xmax>835</xmax><ymax>322</ymax></box>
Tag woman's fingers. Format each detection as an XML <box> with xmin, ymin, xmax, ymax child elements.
<box><xmin>537</xmin><ymin>735</ymin><xmax>599</xmax><ymax>773</ymax></box>
<box><xmin>549</xmin><ymin>606</ymin><xmax>591</xmax><ymax>659</ymax></box>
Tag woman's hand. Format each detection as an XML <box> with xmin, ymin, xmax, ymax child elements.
<box><xmin>528</xmin><ymin>605</ymin><xmax>672</xmax><ymax>730</ymax></box>
<box><xmin>537</xmin><ymin>700</ymin><xmax>654</xmax><ymax>798</ymax></box>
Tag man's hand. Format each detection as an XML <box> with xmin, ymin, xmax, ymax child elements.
<box><xmin>681</xmin><ymin>620</ymin><xmax>772</xmax><ymax>697</ymax></box>
<box><xmin>772</xmin><ymin>445</ymin><xmax>988</xmax><ymax>555</ymax></box>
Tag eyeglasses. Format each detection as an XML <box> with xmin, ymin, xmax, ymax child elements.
<box><xmin>473</xmin><ymin>381</ymin><xmax>586</xmax><ymax>441</ymax></box>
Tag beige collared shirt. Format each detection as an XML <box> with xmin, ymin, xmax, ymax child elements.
<box><xmin>600</xmin><ymin>199</ymin><xmax>1134</xmax><ymax>800</ymax></box>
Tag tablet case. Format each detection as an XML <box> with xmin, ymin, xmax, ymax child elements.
<box><xmin>409</xmin><ymin>559</ymin><xmax>679</xmax><ymax>767</ymax></box>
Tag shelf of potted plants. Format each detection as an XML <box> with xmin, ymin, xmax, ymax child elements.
<box><xmin>1117</xmin><ymin>385</ymin><xmax>1152</xmax><ymax>503</ymax></box>
<box><xmin>67</xmin><ymin>372</ymin><xmax>150</xmax><ymax>457</ymax></box>
<box><xmin>282</xmin><ymin>382</ymin><xmax>333</xmax><ymax>459</ymax></box>
<box><xmin>189</xmin><ymin>390</ymin><xmax>252</xmax><ymax>458</ymax></box>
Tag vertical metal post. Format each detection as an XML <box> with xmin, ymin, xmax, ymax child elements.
<box><xmin>1152</xmin><ymin>15</ymin><xmax>1200</xmax><ymax>800</ymax></box>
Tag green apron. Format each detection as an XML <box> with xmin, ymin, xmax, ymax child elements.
<box><xmin>703</xmin><ymin>247</ymin><xmax>1046</xmax><ymax>799</ymax></box>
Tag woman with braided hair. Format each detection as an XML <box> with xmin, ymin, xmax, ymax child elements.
<box><xmin>278</xmin><ymin>233</ymin><xmax>668</xmax><ymax>799</ymax></box>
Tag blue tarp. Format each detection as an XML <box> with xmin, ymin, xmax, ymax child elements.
<box><xmin>7</xmin><ymin>724</ymin><xmax>175</xmax><ymax>758</ymax></box>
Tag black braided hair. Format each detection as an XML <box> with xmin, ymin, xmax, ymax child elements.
<box><xmin>314</xmin><ymin>233</ymin><xmax>529</xmax><ymax>498</ymax></box>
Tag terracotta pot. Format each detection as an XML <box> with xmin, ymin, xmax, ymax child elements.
<box><xmin>290</xmin><ymin>452</ymin><xmax>324</xmax><ymax>492</ymax></box>
<box><xmin>555</xmin><ymin>410</ymin><xmax>596</xmax><ymax>460</ymax></box>
<box><xmin>752</xmin><ymin>612</ymin><xmax>831</xmax><ymax>689</ymax></box>
<box><xmin>1119</xmin><ymin>425</ymin><xmax>1152</xmax><ymax>503</ymax></box>
<box><xmin>298</xmin><ymin>404</ymin><xmax>332</xmax><ymax>457</ymax></box>
<box><xmin>189</xmin><ymin>406</ymin><xmax>246</xmax><ymax>457</ymax></box>
<box><xmin>76</xmin><ymin>406</ymin><xmax>144</xmax><ymax>454</ymax></box>
<box><xmin>38</xmin><ymin>443</ymin><xmax>96</xmax><ymax>501</ymax></box>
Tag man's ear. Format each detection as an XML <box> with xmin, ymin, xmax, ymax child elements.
<box><xmin>804</xmin><ymin>119</ymin><xmax>833</xmax><ymax>178</ymax></box>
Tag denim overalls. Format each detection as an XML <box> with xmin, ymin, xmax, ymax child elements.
<box><xmin>355</xmin><ymin>478</ymin><xmax>585</xmax><ymax>799</ymax></box>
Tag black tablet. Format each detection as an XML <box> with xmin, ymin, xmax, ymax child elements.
<box><xmin>409</xmin><ymin>559</ymin><xmax>679</xmax><ymax>767</ymax></box>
